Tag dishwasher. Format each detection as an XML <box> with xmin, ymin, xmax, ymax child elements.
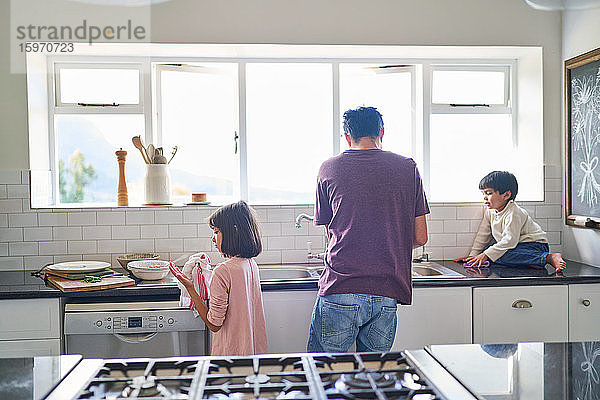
<box><xmin>64</xmin><ymin>301</ymin><xmax>209</xmax><ymax>358</ymax></box>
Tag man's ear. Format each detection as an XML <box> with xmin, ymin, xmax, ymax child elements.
<box><xmin>344</xmin><ymin>131</ymin><xmax>352</xmax><ymax>147</ymax></box>
<box><xmin>379</xmin><ymin>128</ymin><xmax>384</xmax><ymax>140</ymax></box>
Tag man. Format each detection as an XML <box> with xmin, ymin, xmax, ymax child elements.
<box><xmin>307</xmin><ymin>106</ymin><xmax>429</xmax><ymax>353</ymax></box>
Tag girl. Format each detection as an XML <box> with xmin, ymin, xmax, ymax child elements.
<box><xmin>170</xmin><ymin>200</ymin><xmax>268</xmax><ymax>356</ymax></box>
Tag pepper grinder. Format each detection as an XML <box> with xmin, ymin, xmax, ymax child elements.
<box><xmin>115</xmin><ymin>148</ymin><xmax>128</xmax><ymax>206</ymax></box>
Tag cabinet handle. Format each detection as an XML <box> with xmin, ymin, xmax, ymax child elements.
<box><xmin>512</xmin><ymin>299</ymin><xmax>532</xmax><ymax>309</ymax></box>
<box><xmin>582</xmin><ymin>299</ymin><xmax>591</xmax><ymax>307</ymax></box>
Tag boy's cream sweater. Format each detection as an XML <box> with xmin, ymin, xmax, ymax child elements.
<box><xmin>469</xmin><ymin>200</ymin><xmax>548</xmax><ymax>261</ymax></box>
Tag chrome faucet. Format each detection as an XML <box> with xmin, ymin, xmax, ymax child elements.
<box><xmin>295</xmin><ymin>213</ymin><xmax>314</xmax><ymax>228</ymax></box>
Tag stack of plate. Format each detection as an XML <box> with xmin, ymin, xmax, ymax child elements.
<box><xmin>44</xmin><ymin>261</ymin><xmax>112</xmax><ymax>280</ymax></box>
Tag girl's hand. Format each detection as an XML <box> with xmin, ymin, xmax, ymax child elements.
<box><xmin>465</xmin><ymin>253</ymin><xmax>488</xmax><ymax>267</ymax></box>
<box><xmin>454</xmin><ymin>256</ymin><xmax>470</xmax><ymax>263</ymax></box>
<box><xmin>169</xmin><ymin>264</ymin><xmax>194</xmax><ymax>289</ymax></box>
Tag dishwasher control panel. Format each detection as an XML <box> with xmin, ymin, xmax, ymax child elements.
<box><xmin>65</xmin><ymin>309</ymin><xmax>205</xmax><ymax>335</ymax></box>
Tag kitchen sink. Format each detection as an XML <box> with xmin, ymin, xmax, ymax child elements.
<box><xmin>259</xmin><ymin>261</ymin><xmax>465</xmax><ymax>281</ymax></box>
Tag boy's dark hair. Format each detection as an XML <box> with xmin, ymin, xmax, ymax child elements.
<box><xmin>342</xmin><ymin>106</ymin><xmax>384</xmax><ymax>141</ymax></box>
<box><xmin>479</xmin><ymin>171</ymin><xmax>518</xmax><ymax>201</ymax></box>
<box><xmin>208</xmin><ymin>200</ymin><xmax>262</xmax><ymax>258</ymax></box>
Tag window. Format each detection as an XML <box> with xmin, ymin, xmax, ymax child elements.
<box><xmin>27</xmin><ymin>44</ymin><xmax>544</xmax><ymax>207</ymax></box>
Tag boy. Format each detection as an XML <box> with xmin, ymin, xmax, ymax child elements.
<box><xmin>458</xmin><ymin>171</ymin><xmax>566</xmax><ymax>271</ymax></box>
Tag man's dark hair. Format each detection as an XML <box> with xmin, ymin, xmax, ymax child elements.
<box><xmin>479</xmin><ymin>171</ymin><xmax>518</xmax><ymax>201</ymax></box>
<box><xmin>342</xmin><ymin>106</ymin><xmax>384</xmax><ymax>141</ymax></box>
<box><xmin>208</xmin><ymin>200</ymin><xmax>262</xmax><ymax>258</ymax></box>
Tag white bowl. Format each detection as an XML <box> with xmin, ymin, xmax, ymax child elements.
<box><xmin>127</xmin><ymin>260</ymin><xmax>171</xmax><ymax>280</ymax></box>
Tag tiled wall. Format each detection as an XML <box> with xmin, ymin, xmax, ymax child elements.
<box><xmin>0</xmin><ymin>165</ymin><xmax>564</xmax><ymax>276</ymax></box>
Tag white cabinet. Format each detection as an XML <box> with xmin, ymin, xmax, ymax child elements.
<box><xmin>0</xmin><ymin>298</ymin><xmax>61</xmax><ymax>357</ymax></box>
<box><xmin>262</xmin><ymin>290</ymin><xmax>318</xmax><ymax>354</ymax></box>
<box><xmin>473</xmin><ymin>285</ymin><xmax>568</xmax><ymax>344</ymax></box>
<box><xmin>569</xmin><ymin>283</ymin><xmax>600</xmax><ymax>341</ymax></box>
<box><xmin>392</xmin><ymin>287</ymin><xmax>472</xmax><ymax>351</ymax></box>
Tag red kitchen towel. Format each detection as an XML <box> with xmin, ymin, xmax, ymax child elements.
<box><xmin>178</xmin><ymin>253</ymin><xmax>213</xmax><ymax>316</ymax></box>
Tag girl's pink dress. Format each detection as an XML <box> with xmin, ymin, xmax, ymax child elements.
<box><xmin>206</xmin><ymin>257</ymin><xmax>268</xmax><ymax>356</ymax></box>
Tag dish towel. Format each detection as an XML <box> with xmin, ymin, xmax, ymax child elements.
<box><xmin>178</xmin><ymin>253</ymin><xmax>213</xmax><ymax>317</ymax></box>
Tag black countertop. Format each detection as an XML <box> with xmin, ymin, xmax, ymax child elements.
<box><xmin>0</xmin><ymin>355</ymin><xmax>81</xmax><ymax>400</ymax></box>
<box><xmin>426</xmin><ymin>341</ymin><xmax>599</xmax><ymax>400</ymax></box>
<box><xmin>1</xmin><ymin>259</ymin><xmax>599</xmax><ymax>301</ymax></box>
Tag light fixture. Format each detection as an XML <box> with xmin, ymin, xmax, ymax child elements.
<box><xmin>524</xmin><ymin>0</ymin><xmax>600</xmax><ymax>10</ymax></box>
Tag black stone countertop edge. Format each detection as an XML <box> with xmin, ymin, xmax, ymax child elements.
<box><xmin>1</xmin><ymin>259</ymin><xmax>599</xmax><ymax>300</ymax></box>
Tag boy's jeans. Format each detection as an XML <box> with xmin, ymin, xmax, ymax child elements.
<box><xmin>307</xmin><ymin>293</ymin><xmax>397</xmax><ymax>353</ymax></box>
<box><xmin>494</xmin><ymin>242</ymin><xmax>549</xmax><ymax>267</ymax></box>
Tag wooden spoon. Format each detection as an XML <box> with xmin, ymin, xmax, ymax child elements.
<box><xmin>147</xmin><ymin>144</ymin><xmax>155</xmax><ymax>164</ymax></box>
<box><xmin>131</xmin><ymin>136</ymin><xmax>149</xmax><ymax>164</ymax></box>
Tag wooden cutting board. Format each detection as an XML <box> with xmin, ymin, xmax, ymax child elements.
<box><xmin>46</xmin><ymin>274</ymin><xmax>135</xmax><ymax>292</ymax></box>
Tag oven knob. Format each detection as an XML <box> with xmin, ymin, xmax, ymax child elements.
<box><xmin>168</xmin><ymin>318</ymin><xmax>174</xmax><ymax>324</ymax></box>
<box><xmin>107</xmin><ymin>326</ymin><xmax>111</xmax><ymax>329</ymax></box>
<box><xmin>159</xmin><ymin>316</ymin><xmax>163</xmax><ymax>320</ymax></box>
<box><xmin>96</xmin><ymin>320</ymin><xmax>102</xmax><ymax>327</ymax></box>
<box><xmin>159</xmin><ymin>324</ymin><xmax>163</xmax><ymax>328</ymax></box>
<box><xmin>107</xmin><ymin>317</ymin><xmax>111</xmax><ymax>321</ymax></box>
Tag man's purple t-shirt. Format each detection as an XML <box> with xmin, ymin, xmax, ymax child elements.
<box><xmin>314</xmin><ymin>148</ymin><xmax>429</xmax><ymax>304</ymax></box>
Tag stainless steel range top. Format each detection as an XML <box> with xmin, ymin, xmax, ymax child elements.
<box><xmin>44</xmin><ymin>351</ymin><xmax>478</xmax><ymax>400</ymax></box>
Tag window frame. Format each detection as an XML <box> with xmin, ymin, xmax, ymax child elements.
<box><xmin>27</xmin><ymin>44</ymin><xmax>542</xmax><ymax>207</ymax></box>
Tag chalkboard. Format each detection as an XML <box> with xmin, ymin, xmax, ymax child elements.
<box><xmin>565</xmin><ymin>47</ymin><xmax>600</xmax><ymax>229</ymax></box>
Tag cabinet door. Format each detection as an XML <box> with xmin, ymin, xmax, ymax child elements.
<box><xmin>569</xmin><ymin>283</ymin><xmax>600</xmax><ymax>341</ymax></box>
<box><xmin>0</xmin><ymin>339</ymin><xmax>61</xmax><ymax>357</ymax></box>
<box><xmin>0</xmin><ymin>298</ymin><xmax>60</xmax><ymax>340</ymax></box>
<box><xmin>473</xmin><ymin>285</ymin><xmax>568</xmax><ymax>344</ymax></box>
<box><xmin>262</xmin><ymin>290</ymin><xmax>318</xmax><ymax>354</ymax></box>
<box><xmin>392</xmin><ymin>287</ymin><xmax>472</xmax><ymax>351</ymax></box>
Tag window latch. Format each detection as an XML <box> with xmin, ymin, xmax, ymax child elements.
<box><xmin>77</xmin><ymin>102</ymin><xmax>120</xmax><ymax>107</ymax></box>
<box><xmin>449</xmin><ymin>104</ymin><xmax>490</xmax><ymax>107</ymax></box>
<box><xmin>234</xmin><ymin>131</ymin><xmax>239</xmax><ymax>154</ymax></box>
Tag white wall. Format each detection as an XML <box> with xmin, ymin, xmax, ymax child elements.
<box><xmin>562</xmin><ymin>8</ymin><xmax>600</xmax><ymax>265</ymax></box>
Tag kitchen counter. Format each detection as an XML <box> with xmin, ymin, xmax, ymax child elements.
<box><xmin>0</xmin><ymin>259</ymin><xmax>599</xmax><ymax>300</ymax></box>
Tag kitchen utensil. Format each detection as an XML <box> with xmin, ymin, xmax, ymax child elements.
<box><xmin>46</xmin><ymin>274</ymin><xmax>135</xmax><ymax>292</ymax></box>
<box><xmin>45</xmin><ymin>261</ymin><xmax>111</xmax><ymax>273</ymax></box>
<box><xmin>131</xmin><ymin>136</ymin><xmax>150</xmax><ymax>164</ymax></box>
<box><xmin>127</xmin><ymin>260</ymin><xmax>171</xmax><ymax>280</ymax></box>
<box><xmin>152</xmin><ymin>154</ymin><xmax>168</xmax><ymax>164</ymax></box>
<box><xmin>168</xmin><ymin>146</ymin><xmax>178</xmax><ymax>164</ymax></box>
<box><xmin>116</xmin><ymin>252</ymin><xmax>160</xmax><ymax>269</ymax></box>
<box><xmin>115</xmin><ymin>148</ymin><xmax>128</xmax><ymax>206</ymax></box>
<box><xmin>147</xmin><ymin>144</ymin><xmax>155</xmax><ymax>163</ymax></box>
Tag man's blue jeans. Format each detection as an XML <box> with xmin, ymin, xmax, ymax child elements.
<box><xmin>493</xmin><ymin>242</ymin><xmax>549</xmax><ymax>267</ymax></box>
<box><xmin>307</xmin><ymin>293</ymin><xmax>398</xmax><ymax>353</ymax></box>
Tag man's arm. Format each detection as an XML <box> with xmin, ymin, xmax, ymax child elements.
<box><xmin>413</xmin><ymin>215</ymin><xmax>428</xmax><ymax>248</ymax></box>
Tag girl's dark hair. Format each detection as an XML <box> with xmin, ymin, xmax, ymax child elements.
<box><xmin>208</xmin><ymin>201</ymin><xmax>262</xmax><ymax>258</ymax></box>
<box><xmin>479</xmin><ymin>171</ymin><xmax>518</xmax><ymax>201</ymax></box>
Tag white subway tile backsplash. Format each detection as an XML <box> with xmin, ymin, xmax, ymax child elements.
<box><xmin>141</xmin><ymin>225</ymin><xmax>169</xmax><ymax>239</ymax></box>
<box><xmin>183</xmin><ymin>209</ymin><xmax>212</xmax><ymax>224</ymax></box>
<box><xmin>252</xmin><ymin>208</ymin><xmax>269</xmax><ymax>223</ymax></box>
<box><xmin>169</xmin><ymin>225</ymin><xmax>197</xmax><ymax>238</ymax></box>
<box><xmin>0</xmin><ymin>228</ymin><xmax>23</xmax><ymax>242</ymax></box>
<box><xmin>54</xmin><ymin>255</ymin><xmax>83</xmax><ymax>263</ymax></box>
<box><xmin>425</xmin><ymin>247</ymin><xmax>444</xmax><ymax>260</ymax></box>
<box><xmin>456</xmin><ymin>233</ymin><xmax>476</xmax><ymax>247</ymax></box>
<box><xmin>544</xmin><ymin>178</ymin><xmax>562</xmax><ymax>192</ymax></box>
<box><xmin>7</xmin><ymin>184</ymin><xmax>29</xmax><ymax>199</ymax></box>
<box><xmin>0</xmin><ymin>170</ymin><xmax>22</xmax><ymax>184</ymax></box>
<box><xmin>267</xmin><ymin>208</ymin><xmax>295</xmax><ymax>223</ymax></box>
<box><xmin>544</xmin><ymin>191</ymin><xmax>562</xmax><ymax>205</ymax></box>
<box><xmin>198</xmin><ymin>224</ymin><xmax>213</xmax><ymax>237</ymax></box>
<box><xmin>255</xmin><ymin>251</ymin><xmax>282</xmax><ymax>265</ymax></box>
<box><xmin>0</xmin><ymin>199</ymin><xmax>22</xmax><ymax>213</ymax></box>
<box><xmin>444</xmin><ymin>247</ymin><xmax>471</xmax><ymax>260</ymax></box>
<box><xmin>126</xmin><ymin>211</ymin><xmax>154</xmax><ymax>224</ymax></box>
<box><xmin>443</xmin><ymin>220</ymin><xmax>471</xmax><ymax>233</ymax></box>
<box><xmin>24</xmin><ymin>255</ymin><xmax>53</xmax><ymax>269</ymax></box>
<box><xmin>155</xmin><ymin>239</ymin><xmax>183</xmax><ymax>252</ymax></box>
<box><xmin>0</xmin><ymin>256</ymin><xmax>24</xmax><ymax>271</ymax></box>
<box><xmin>23</xmin><ymin>227</ymin><xmax>52</xmax><ymax>241</ymax></box>
<box><xmin>0</xmin><ymin>214</ymin><xmax>7</xmax><ymax>228</ymax></box>
<box><xmin>0</xmin><ymin>185</ymin><xmax>7</xmax><ymax>199</ymax></box>
<box><xmin>535</xmin><ymin>205</ymin><xmax>562</xmax><ymax>218</ymax></box>
<box><xmin>547</xmin><ymin>231</ymin><xmax>561</xmax><ymax>245</ymax></box>
<box><xmin>260</xmin><ymin>222</ymin><xmax>282</xmax><ymax>236</ymax></box>
<box><xmin>9</xmin><ymin>213</ymin><xmax>37</xmax><ymax>227</ymax></box>
<box><xmin>53</xmin><ymin>227</ymin><xmax>82</xmax><ymax>241</ymax></box>
<box><xmin>547</xmin><ymin>218</ymin><xmax>564</xmax><ymax>231</ymax></box>
<box><xmin>427</xmin><ymin>220</ymin><xmax>444</xmax><ymax>234</ymax></box>
<box><xmin>0</xmin><ymin>243</ymin><xmax>7</xmax><ymax>256</ymax></box>
<box><xmin>97</xmin><ymin>211</ymin><xmax>126</xmax><ymax>225</ymax></box>
<box><xmin>83</xmin><ymin>226</ymin><xmax>112</xmax><ymax>240</ymax></box>
<box><xmin>429</xmin><ymin>207</ymin><xmax>456</xmax><ymax>220</ymax></box>
<box><xmin>456</xmin><ymin>206</ymin><xmax>484</xmax><ymax>220</ymax></box>
<box><xmin>126</xmin><ymin>239</ymin><xmax>155</xmax><ymax>253</ymax></box>
<box><xmin>428</xmin><ymin>233</ymin><xmax>457</xmax><ymax>247</ymax></box>
<box><xmin>295</xmin><ymin>235</ymin><xmax>325</xmax><ymax>250</ymax></box>
<box><xmin>112</xmin><ymin>225</ymin><xmax>140</xmax><ymax>240</ymax></box>
<box><xmin>183</xmin><ymin>238</ymin><xmax>212</xmax><ymax>252</ymax></box>
<box><xmin>68</xmin><ymin>212</ymin><xmax>96</xmax><ymax>226</ymax></box>
<box><xmin>268</xmin><ymin>236</ymin><xmax>295</xmax><ymax>250</ymax></box>
<box><xmin>21</xmin><ymin>170</ymin><xmax>29</xmax><ymax>184</ymax></box>
<box><xmin>156</xmin><ymin>210</ymin><xmax>183</xmax><ymax>224</ymax></box>
<box><xmin>97</xmin><ymin>240</ymin><xmax>126</xmax><ymax>254</ymax></box>
<box><xmin>544</xmin><ymin>164</ymin><xmax>562</xmax><ymax>179</ymax></box>
<box><xmin>39</xmin><ymin>241</ymin><xmax>67</xmax><ymax>255</ymax></box>
<box><xmin>281</xmin><ymin>222</ymin><xmax>307</xmax><ymax>236</ymax></box>
<box><xmin>282</xmin><ymin>250</ymin><xmax>311</xmax><ymax>263</ymax></box>
<box><xmin>38</xmin><ymin>213</ymin><xmax>67</xmax><ymax>227</ymax></box>
<box><xmin>9</xmin><ymin>242</ymin><xmax>38</xmax><ymax>256</ymax></box>
<box><xmin>68</xmin><ymin>241</ymin><xmax>97</xmax><ymax>254</ymax></box>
